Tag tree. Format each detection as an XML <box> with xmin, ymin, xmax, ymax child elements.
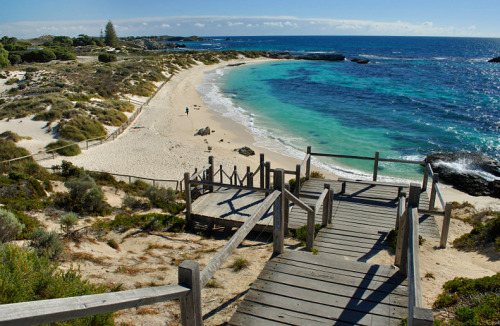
<box><xmin>0</xmin><ymin>44</ymin><xmax>10</xmax><ymax>68</ymax></box>
<box><xmin>104</xmin><ymin>20</ymin><xmax>120</xmax><ymax>48</ymax></box>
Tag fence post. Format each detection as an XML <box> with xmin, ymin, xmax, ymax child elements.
<box><xmin>328</xmin><ymin>186</ymin><xmax>333</xmax><ymax>224</ymax></box>
<box><xmin>306</xmin><ymin>205</ymin><xmax>315</xmax><ymax>252</ymax></box>
<box><xmin>322</xmin><ymin>184</ymin><xmax>330</xmax><ymax>227</ymax></box>
<box><xmin>440</xmin><ymin>202</ymin><xmax>452</xmax><ymax>248</ymax></box>
<box><xmin>220</xmin><ymin>164</ymin><xmax>223</xmax><ymax>184</ymax></box>
<box><xmin>265</xmin><ymin>161</ymin><xmax>271</xmax><ymax>189</ymax></box>
<box><xmin>396</xmin><ymin>192</ymin><xmax>407</xmax><ymax>229</ymax></box>
<box><xmin>284</xmin><ymin>184</ymin><xmax>290</xmax><ymax>235</ymax></box>
<box><xmin>373</xmin><ymin>151</ymin><xmax>379</xmax><ymax>181</ymax></box>
<box><xmin>208</xmin><ymin>156</ymin><xmax>214</xmax><ymax>192</ymax></box>
<box><xmin>395</xmin><ymin>183</ymin><xmax>420</xmax><ymax>275</ymax></box>
<box><xmin>428</xmin><ymin>173</ymin><xmax>439</xmax><ymax>210</ymax></box>
<box><xmin>184</xmin><ymin>172</ymin><xmax>192</xmax><ymax>229</ymax></box>
<box><xmin>306</xmin><ymin>146</ymin><xmax>311</xmax><ymax>180</ymax></box>
<box><xmin>233</xmin><ymin>165</ymin><xmax>238</xmax><ymax>185</ymax></box>
<box><xmin>178</xmin><ymin>261</ymin><xmax>202</xmax><ymax>326</ymax></box>
<box><xmin>422</xmin><ymin>164</ymin><xmax>429</xmax><ymax>192</ymax></box>
<box><xmin>246</xmin><ymin>166</ymin><xmax>251</xmax><ymax>186</ymax></box>
<box><xmin>260</xmin><ymin>154</ymin><xmax>265</xmax><ymax>188</ymax></box>
<box><xmin>86</xmin><ymin>140</ymin><xmax>89</xmax><ymax>150</ymax></box>
<box><xmin>295</xmin><ymin>164</ymin><xmax>301</xmax><ymax>195</ymax></box>
<box><xmin>248</xmin><ymin>172</ymin><xmax>254</xmax><ymax>187</ymax></box>
<box><xmin>273</xmin><ymin>169</ymin><xmax>285</xmax><ymax>255</ymax></box>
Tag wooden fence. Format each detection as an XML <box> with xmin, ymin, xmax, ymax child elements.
<box><xmin>395</xmin><ymin>184</ymin><xmax>434</xmax><ymax>325</ymax></box>
<box><xmin>302</xmin><ymin>146</ymin><xmax>453</xmax><ymax>248</ymax></box>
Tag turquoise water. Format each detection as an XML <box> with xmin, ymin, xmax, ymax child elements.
<box><xmin>195</xmin><ymin>36</ymin><xmax>500</xmax><ymax>182</ymax></box>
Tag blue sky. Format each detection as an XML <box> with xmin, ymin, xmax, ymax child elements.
<box><xmin>1</xmin><ymin>0</ymin><xmax>499</xmax><ymax>38</ymax></box>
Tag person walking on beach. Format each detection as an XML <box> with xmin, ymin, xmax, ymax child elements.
<box><xmin>185</xmin><ymin>107</ymin><xmax>189</xmax><ymax>116</ymax></box>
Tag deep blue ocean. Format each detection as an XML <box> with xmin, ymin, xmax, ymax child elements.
<box><xmin>189</xmin><ymin>36</ymin><xmax>500</xmax><ymax>181</ymax></box>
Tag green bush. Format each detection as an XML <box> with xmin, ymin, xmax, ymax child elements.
<box><xmin>22</xmin><ymin>48</ymin><xmax>57</xmax><ymax>63</ymax></box>
<box><xmin>57</xmin><ymin>160</ymin><xmax>85</xmax><ymax>178</ymax></box>
<box><xmin>6</xmin><ymin>77</ymin><xmax>19</xmax><ymax>85</ymax></box>
<box><xmin>60</xmin><ymin>212</ymin><xmax>78</xmax><ymax>234</ymax></box>
<box><xmin>98</xmin><ymin>53</ymin><xmax>117</xmax><ymax>63</ymax></box>
<box><xmin>293</xmin><ymin>224</ymin><xmax>322</xmax><ymax>242</ymax></box>
<box><xmin>29</xmin><ymin>228</ymin><xmax>64</xmax><ymax>260</ymax></box>
<box><xmin>433</xmin><ymin>273</ymin><xmax>499</xmax><ymax>325</ymax></box>
<box><xmin>0</xmin><ymin>131</ymin><xmax>22</xmax><ymax>142</ymax></box>
<box><xmin>52</xmin><ymin>47</ymin><xmax>76</xmax><ymax>61</ymax></box>
<box><xmin>90</xmin><ymin>107</ymin><xmax>127</xmax><ymax>126</ymax></box>
<box><xmin>144</xmin><ymin>186</ymin><xmax>178</xmax><ymax>211</ymax></box>
<box><xmin>58</xmin><ymin>116</ymin><xmax>107</xmax><ymax>141</ymax></box>
<box><xmin>94</xmin><ymin>213</ymin><xmax>185</xmax><ymax>233</ymax></box>
<box><xmin>45</xmin><ymin>140</ymin><xmax>81</xmax><ymax>156</ymax></box>
<box><xmin>0</xmin><ymin>244</ymin><xmax>114</xmax><ymax>324</ymax></box>
<box><xmin>0</xmin><ymin>208</ymin><xmax>24</xmax><ymax>243</ymax></box>
<box><xmin>64</xmin><ymin>174</ymin><xmax>110</xmax><ymax>214</ymax></box>
<box><xmin>66</xmin><ymin>93</ymin><xmax>90</xmax><ymax>101</ymax></box>
<box><xmin>453</xmin><ymin>214</ymin><xmax>500</xmax><ymax>251</ymax></box>
<box><xmin>101</xmin><ymin>100</ymin><xmax>135</xmax><ymax>112</ymax></box>
<box><xmin>122</xmin><ymin>194</ymin><xmax>151</xmax><ymax>210</ymax></box>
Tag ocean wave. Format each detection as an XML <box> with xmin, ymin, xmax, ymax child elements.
<box><xmin>435</xmin><ymin>159</ymin><xmax>500</xmax><ymax>182</ymax></box>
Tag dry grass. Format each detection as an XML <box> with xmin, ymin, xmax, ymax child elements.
<box><xmin>136</xmin><ymin>308</ymin><xmax>159</xmax><ymax>315</ymax></box>
<box><xmin>71</xmin><ymin>252</ymin><xmax>111</xmax><ymax>266</ymax></box>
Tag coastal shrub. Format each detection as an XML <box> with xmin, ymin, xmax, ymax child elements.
<box><xmin>58</xmin><ymin>116</ymin><xmax>107</xmax><ymax>141</ymax></box>
<box><xmin>0</xmin><ymin>138</ymin><xmax>32</xmax><ymax>167</ymax></box>
<box><xmin>129</xmin><ymin>80</ymin><xmax>156</xmax><ymax>97</ymax></box>
<box><xmin>55</xmin><ymin>160</ymin><xmax>85</xmax><ymax>179</ymax></box>
<box><xmin>0</xmin><ymin>131</ymin><xmax>22</xmax><ymax>142</ymax></box>
<box><xmin>45</xmin><ymin>139</ymin><xmax>82</xmax><ymax>156</ymax></box>
<box><xmin>119</xmin><ymin>179</ymin><xmax>150</xmax><ymax>195</ymax></box>
<box><xmin>14</xmin><ymin>211</ymin><xmax>41</xmax><ymax>240</ymax></box>
<box><xmin>66</xmin><ymin>92</ymin><xmax>90</xmax><ymax>101</ymax></box>
<box><xmin>293</xmin><ymin>224</ymin><xmax>322</xmax><ymax>243</ymax></box>
<box><xmin>8</xmin><ymin>53</ymin><xmax>21</xmax><ymax>65</ymax></box>
<box><xmin>29</xmin><ymin>228</ymin><xmax>64</xmax><ymax>260</ymax></box>
<box><xmin>0</xmin><ymin>208</ymin><xmax>24</xmax><ymax>243</ymax></box>
<box><xmin>90</xmin><ymin>107</ymin><xmax>127</xmax><ymax>126</ymax></box>
<box><xmin>6</xmin><ymin>77</ymin><xmax>19</xmax><ymax>85</ymax></box>
<box><xmin>144</xmin><ymin>186</ymin><xmax>182</xmax><ymax>213</ymax></box>
<box><xmin>0</xmin><ymin>244</ymin><xmax>114</xmax><ymax>324</ymax></box>
<box><xmin>52</xmin><ymin>47</ymin><xmax>76</xmax><ymax>61</ymax></box>
<box><xmin>87</xmin><ymin>171</ymin><xmax>118</xmax><ymax>187</ymax></box>
<box><xmin>63</xmin><ymin>174</ymin><xmax>110</xmax><ymax>215</ymax></box>
<box><xmin>433</xmin><ymin>273</ymin><xmax>499</xmax><ymax>325</ymax></box>
<box><xmin>0</xmin><ymin>94</ymin><xmax>72</xmax><ymax>120</ymax></box>
<box><xmin>453</xmin><ymin>214</ymin><xmax>500</xmax><ymax>251</ymax></box>
<box><xmin>22</xmin><ymin>48</ymin><xmax>56</xmax><ymax>63</ymax></box>
<box><xmin>288</xmin><ymin>176</ymin><xmax>306</xmax><ymax>193</ymax></box>
<box><xmin>98</xmin><ymin>53</ymin><xmax>117</xmax><ymax>63</ymax></box>
<box><xmin>387</xmin><ymin>229</ymin><xmax>398</xmax><ymax>253</ymax></box>
<box><xmin>122</xmin><ymin>194</ymin><xmax>151</xmax><ymax>210</ymax></box>
<box><xmin>60</xmin><ymin>212</ymin><xmax>78</xmax><ymax>234</ymax></box>
<box><xmin>310</xmin><ymin>171</ymin><xmax>325</xmax><ymax>179</ymax></box>
<box><xmin>101</xmin><ymin>99</ymin><xmax>135</xmax><ymax>112</ymax></box>
<box><xmin>230</xmin><ymin>257</ymin><xmax>249</xmax><ymax>272</ymax></box>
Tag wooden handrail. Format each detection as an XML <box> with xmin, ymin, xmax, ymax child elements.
<box><xmin>314</xmin><ymin>188</ymin><xmax>329</xmax><ymax>215</ymax></box>
<box><xmin>407</xmin><ymin>206</ymin><xmax>434</xmax><ymax>325</ymax></box>
<box><xmin>190</xmin><ymin>164</ymin><xmax>211</xmax><ymax>180</ymax></box>
<box><xmin>0</xmin><ymin>260</ymin><xmax>199</xmax><ymax>326</ymax></box>
<box><xmin>189</xmin><ymin>180</ymin><xmax>271</xmax><ymax>194</ymax></box>
<box><xmin>200</xmin><ymin>190</ymin><xmax>281</xmax><ymax>287</ymax></box>
<box><xmin>283</xmin><ymin>189</ymin><xmax>313</xmax><ymax>214</ymax></box>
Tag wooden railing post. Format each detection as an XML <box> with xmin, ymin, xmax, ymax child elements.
<box><xmin>208</xmin><ymin>156</ymin><xmax>214</xmax><ymax>192</ymax></box>
<box><xmin>322</xmin><ymin>184</ymin><xmax>331</xmax><ymax>227</ymax></box>
<box><xmin>428</xmin><ymin>173</ymin><xmax>439</xmax><ymax>210</ymax></box>
<box><xmin>328</xmin><ymin>186</ymin><xmax>333</xmax><ymax>224</ymax></box>
<box><xmin>440</xmin><ymin>202</ymin><xmax>452</xmax><ymax>248</ymax></box>
<box><xmin>284</xmin><ymin>184</ymin><xmax>290</xmax><ymax>235</ymax></box>
<box><xmin>259</xmin><ymin>153</ymin><xmax>265</xmax><ymax>188</ymax></box>
<box><xmin>373</xmin><ymin>151</ymin><xmax>379</xmax><ymax>181</ymax></box>
<box><xmin>306</xmin><ymin>146</ymin><xmax>311</xmax><ymax>180</ymax></box>
<box><xmin>295</xmin><ymin>164</ymin><xmax>301</xmax><ymax>195</ymax></box>
<box><xmin>220</xmin><ymin>164</ymin><xmax>223</xmax><ymax>183</ymax></box>
<box><xmin>396</xmin><ymin>192</ymin><xmax>406</xmax><ymax>229</ymax></box>
<box><xmin>233</xmin><ymin>165</ymin><xmax>238</xmax><ymax>185</ymax></box>
<box><xmin>178</xmin><ymin>261</ymin><xmax>202</xmax><ymax>326</ymax></box>
<box><xmin>265</xmin><ymin>161</ymin><xmax>271</xmax><ymax>189</ymax></box>
<box><xmin>395</xmin><ymin>183</ymin><xmax>420</xmax><ymax>275</ymax></box>
<box><xmin>246</xmin><ymin>166</ymin><xmax>251</xmax><ymax>186</ymax></box>
<box><xmin>248</xmin><ymin>172</ymin><xmax>253</xmax><ymax>187</ymax></box>
<box><xmin>184</xmin><ymin>172</ymin><xmax>192</xmax><ymax>229</ymax></box>
<box><xmin>273</xmin><ymin>169</ymin><xmax>285</xmax><ymax>255</ymax></box>
<box><xmin>306</xmin><ymin>205</ymin><xmax>315</xmax><ymax>251</ymax></box>
<box><xmin>422</xmin><ymin>164</ymin><xmax>429</xmax><ymax>192</ymax></box>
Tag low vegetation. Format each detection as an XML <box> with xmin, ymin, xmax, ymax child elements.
<box><xmin>433</xmin><ymin>273</ymin><xmax>499</xmax><ymax>325</ymax></box>
<box><xmin>45</xmin><ymin>139</ymin><xmax>81</xmax><ymax>156</ymax></box>
<box><xmin>453</xmin><ymin>214</ymin><xmax>500</xmax><ymax>252</ymax></box>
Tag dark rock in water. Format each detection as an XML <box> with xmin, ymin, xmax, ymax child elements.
<box><xmin>488</xmin><ymin>56</ymin><xmax>500</xmax><ymax>63</ymax></box>
<box><xmin>194</xmin><ymin>126</ymin><xmax>211</xmax><ymax>136</ymax></box>
<box><xmin>425</xmin><ymin>153</ymin><xmax>500</xmax><ymax>198</ymax></box>
<box><xmin>235</xmin><ymin>146</ymin><xmax>255</xmax><ymax>156</ymax></box>
<box><xmin>351</xmin><ymin>58</ymin><xmax>370</xmax><ymax>64</ymax></box>
<box><xmin>294</xmin><ymin>54</ymin><xmax>346</xmax><ymax>61</ymax></box>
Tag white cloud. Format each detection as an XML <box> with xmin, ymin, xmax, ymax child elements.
<box><xmin>0</xmin><ymin>15</ymin><xmax>493</xmax><ymax>38</ymax></box>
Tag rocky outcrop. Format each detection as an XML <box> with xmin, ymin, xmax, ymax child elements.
<box><xmin>130</xmin><ymin>38</ymin><xmax>186</xmax><ymax>50</ymax></box>
<box><xmin>235</xmin><ymin>146</ymin><xmax>255</xmax><ymax>156</ymax></box>
<box><xmin>294</xmin><ymin>54</ymin><xmax>346</xmax><ymax>61</ymax></box>
<box><xmin>351</xmin><ymin>58</ymin><xmax>370</xmax><ymax>64</ymax></box>
<box><xmin>194</xmin><ymin>126</ymin><xmax>211</xmax><ymax>136</ymax></box>
<box><xmin>488</xmin><ymin>56</ymin><xmax>500</xmax><ymax>63</ymax></box>
<box><xmin>425</xmin><ymin>153</ymin><xmax>500</xmax><ymax>198</ymax></box>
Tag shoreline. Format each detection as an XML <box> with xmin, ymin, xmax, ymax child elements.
<box><xmin>2</xmin><ymin>57</ymin><xmax>499</xmax><ymax>210</ymax></box>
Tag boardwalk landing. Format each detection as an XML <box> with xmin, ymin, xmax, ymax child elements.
<box><xmin>228</xmin><ymin>179</ymin><xmax>440</xmax><ymax>325</ymax></box>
